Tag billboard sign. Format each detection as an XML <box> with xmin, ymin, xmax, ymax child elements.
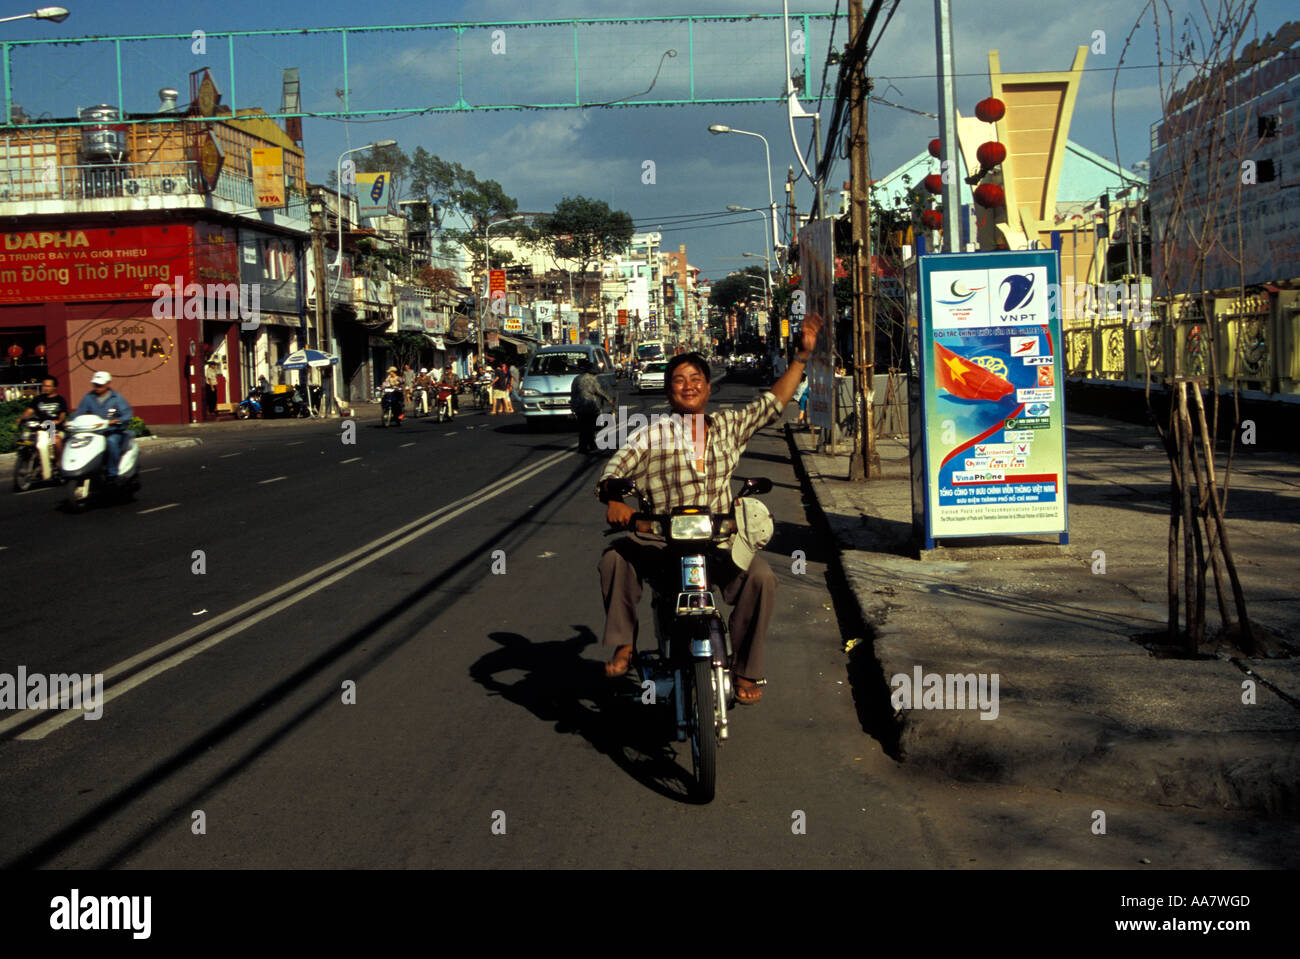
<box><xmin>916</xmin><ymin>250</ymin><xmax>1067</xmax><ymax>546</ymax></box>
<box><xmin>798</xmin><ymin>218</ymin><xmax>836</xmax><ymax>431</ymax></box>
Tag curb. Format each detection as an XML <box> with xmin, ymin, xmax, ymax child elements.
<box><xmin>784</xmin><ymin>423</ymin><xmax>1300</xmax><ymax>816</ymax></box>
<box><xmin>0</xmin><ymin>434</ymin><xmax>200</xmax><ymax>468</ymax></box>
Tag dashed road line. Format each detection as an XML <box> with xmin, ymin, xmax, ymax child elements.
<box><xmin>138</xmin><ymin>503</ymin><xmax>179</xmax><ymax>514</ymax></box>
<box><xmin>258</xmin><ymin>476</ymin><xmax>287</xmax><ymax>485</ymax></box>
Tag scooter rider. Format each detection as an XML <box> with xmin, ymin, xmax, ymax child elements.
<box><xmin>597</xmin><ymin>314</ymin><xmax>823</xmax><ymax>704</ymax></box>
<box><xmin>73</xmin><ymin>371</ymin><xmax>133</xmax><ymax>484</ymax></box>
<box><xmin>16</xmin><ymin>375</ymin><xmax>69</xmax><ymax>462</ymax></box>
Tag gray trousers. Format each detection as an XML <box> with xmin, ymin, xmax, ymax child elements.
<box><xmin>598</xmin><ymin>536</ymin><xmax>776</xmax><ymax>678</ymax></box>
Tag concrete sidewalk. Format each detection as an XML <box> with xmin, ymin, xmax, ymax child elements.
<box><xmin>788</xmin><ymin>411</ymin><xmax>1300</xmax><ymax>816</ymax></box>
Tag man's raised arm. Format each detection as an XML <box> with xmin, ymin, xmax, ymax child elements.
<box><xmin>768</xmin><ymin>312</ymin><xmax>824</xmax><ymax>407</ymax></box>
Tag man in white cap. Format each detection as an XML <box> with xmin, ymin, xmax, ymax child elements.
<box><xmin>73</xmin><ymin>371</ymin><xmax>134</xmax><ymax>484</ymax></box>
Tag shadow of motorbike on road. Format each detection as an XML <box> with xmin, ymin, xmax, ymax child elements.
<box><xmin>469</xmin><ymin>628</ymin><xmax>709</xmax><ymax>804</ymax></box>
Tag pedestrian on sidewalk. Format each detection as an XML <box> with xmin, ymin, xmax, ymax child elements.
<box><xmin>795</xmin><ymin>372</ymin><xmax>809</xmax><ymax>424</ymax></box>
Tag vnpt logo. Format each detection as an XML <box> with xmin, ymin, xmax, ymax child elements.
<box><xmin>1000</xmin><ymin>273</ymin><xmax>1036</xmax><ymax>311</ymax></box>
<box><xmin>936</xmin><ymin>279</ymin><xmax>985</xmax><ymax>305</ymax></box>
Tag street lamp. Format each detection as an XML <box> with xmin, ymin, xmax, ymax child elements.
<box><xmin>0</xmin><ymin>6</ymin><xmax>69</xmax><ymax>23</ymax></box>
<box><xmin>333</xmin><ymin>139</ymin><xmax>397</xmax><ymax>271</ymax></box>
<box><xmin>481</xmin><ymin>213</ymin><xmax>528</xmax><ymax>363</ymax></box>
<box><xmin>710</xmin><ymin>124</ymin><xmax>780</xmax><ymax>254</ymax></box>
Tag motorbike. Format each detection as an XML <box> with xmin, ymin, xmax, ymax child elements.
<box><xmin>12</xmin><ymin>418</ymin><xmax>61</xmax><ymax>491</ymax></box>
<box><xmin>602</xmin><ymin>475</ymin><xmax>773</xmax><ymax>802</ymax></box>
<box><xmin>380</xmin><ymin>386</ymin><xmax>404</xmax><ymax>427</ymax></box>
<box><xmin>235</xmin><ymin>388</ymin><xmax>264</xmax><ymax>420</ymax></box>
<box><xmin>433</xmin><ymin>382</ymin><xmax>456</xmax><ymax>423</ymax></box>
<box><xmin>61</xmin><ymin>414</ymin><xmax>140</xmax><ymax>511</ymax></box>
<box><xmin>473</xmin><ymin>373</ymin><xmax>493</xmax><ymax>410</ymax></box>
<box><xmin>414</xmin><ymin>384</ymin><xmax>431</xmax><ymax>418</ymax></box>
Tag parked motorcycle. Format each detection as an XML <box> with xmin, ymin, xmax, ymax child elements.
<box><xmin>235</xmin><ymin>388</ymin><xmax>264</xmax><ymax>420</ymax></box>
<box><xmin>61</xmin><ymin>414</ymin><xmax>140</xmax><ymax>511</ymax></box>
<box><xmin>12</xmin><ymin>419</ymin><xmax>61</xmax><ymax>491</ymax></box>
<box><xmin>380</xmin><ymin>386</ymin><xmax>404</xmax><ymax>427</ymax></box>
<box><xmin>602</xmin><ymin>475</ymin><xmax>773</xmax><ymax>802</ymax></box>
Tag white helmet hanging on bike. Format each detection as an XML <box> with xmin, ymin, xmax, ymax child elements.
<box><xmin>727</xmin><ymin>497</ymin><xmax>774</xmax><ymax>571</ymax></box>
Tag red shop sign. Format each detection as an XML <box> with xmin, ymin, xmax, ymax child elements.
<box><xmin>0</xmin><ymin>225</ymin><xmax>195</xmax><ymax>304</ymax></box>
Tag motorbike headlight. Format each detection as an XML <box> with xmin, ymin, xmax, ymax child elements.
<box><xmin>670</xmin><ymin>512</ymin><xmax>713</xmax><ymax>541</ymax></box>
<box><xmin>521</xmin><ymin>388</ymin><xmax>540</xmax><ymax>397</ymax></box>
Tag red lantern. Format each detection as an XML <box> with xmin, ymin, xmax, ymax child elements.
<box><xmin>974</xmin><ymin>183</ymin><xmax>1006</xmax><ymax>208</ymax></box>
<box><xmin>976</xmin><ymin>141</ymin><xmax>1007</xmax><ymax>167</ymax></box>
<box><xmin>921</xmin><ymin>209</ymin><xmax>944</xmax><ymax>229</ymax></box>
<box><xmin>7</xmin><ymin>344</ymin><xmax>21</xmax><ymax>359</ymax></box>
<box><xmin>33</xmin><ymin>344</ymin><xmax>45</xmax><ymax>357</ymax></box>
<box><xmin>928</xmin><ymin>138</ymin><xmax>942</xmax><ymax>158</ymax></box>
<box><xmin>974</xmin><ymin>97</ymin><xmax>1006</xmax><ymax>123</ymax></box>
<box><xmin>922</xmin><ymin>173</ymin><xmax>943</xmax><ymax>194</ymax></box>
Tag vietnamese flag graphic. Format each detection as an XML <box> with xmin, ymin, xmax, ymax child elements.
<box><xmin>934</xmin><ymin>341</ymin><xmax>1015</xmax><ymax>401</ymax></box>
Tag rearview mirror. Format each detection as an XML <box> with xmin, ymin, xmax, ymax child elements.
<box><xmin>740</xmin><ymin>477</ymin><xmax>772</xmax><ymax>496</ymax></box>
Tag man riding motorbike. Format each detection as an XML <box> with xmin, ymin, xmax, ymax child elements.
<box><xmin>16</xmin><ymin>375</ymin><xmax>70</xmax><ymax>462</ymax></box>
<box><xmin>72</xmin><ymin>371</ymin><xmax>133</xmax><ymax>485</ymax></box>
<box><xmin>596</xmin><ymin>313</ymin><xmax>824</xmax><ymax>704</ymax></box>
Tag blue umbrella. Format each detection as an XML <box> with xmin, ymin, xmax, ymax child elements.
<box><xmin>278</xmin><ymin>349</ymin><xmax>338</xmax><ymax>370</ymax></box>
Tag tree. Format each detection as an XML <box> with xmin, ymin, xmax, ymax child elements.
<box><xmin>709</xmin><ymin>265</ymin><xmax>770</xmax><ymax>312</ymax></box>
<box><xmin>530</xmin><ymin>195</ymin><xmax>635</xmax><ymax>321</ymax></box>
<box><xmin>1115</xmin><ymin>0</ymin><xmax>1263</xmax><ymax>654</ymax></box>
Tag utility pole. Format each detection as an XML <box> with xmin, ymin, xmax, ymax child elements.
<box><xmin>786</xmin><ymin>165</ymin><xmax>797</xmax><ymax>354</ymax></box>
<box><xmin>935</xmin><ymin>0</ymin><xmax>961</xmax><ymax>252</ymax></box>
<box><xmin>848</xmin><ymin>0</ymin><xmax>880</xmax><ymax>480</ymax></box>
<box><xmin>310</xmin><ymin>190</ymin><xmax>335</xmax><ymax>415</ymax></box>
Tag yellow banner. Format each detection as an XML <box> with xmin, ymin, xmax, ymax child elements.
<box><xmin>251</xmin><ymin>148</ymin><xmax>285</xmax><ymax>208</ymax></box>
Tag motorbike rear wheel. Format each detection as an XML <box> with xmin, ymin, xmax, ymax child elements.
<box><xmin>689</xmin><ymin>659</ymin><xmax>718</xmax><ymax>802</ymax></box>
<box><xmin>12</xmin><ymin>447</ymin><xmax>39</xmax><ymax>491</ymax></box>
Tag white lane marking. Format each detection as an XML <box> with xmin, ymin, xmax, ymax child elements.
<box><xmin>400</xmin><ymin>442</ymin><xmax>415</xmax><ymax>448</ymax></box>
<box><xmin>141</xmin><ymin>467</ymin><xmax>162</xmax><ymax>474</ymax></box>
<box><xmin>138</xmin><ymin>503</ymin><xmax>178</xmax><ymax>515</ymax></box>
<box><xmin>287</xmin><ymin>441</ymin><xmax>305</xmax><ymax>446</ymax></box>
<box><xmin>340</xmin><ymin>457</ymin><xmax>361</xmax><ymax>464</ymax></box>
<box><xmin>258</xmin><ymin>476</ymin><xmax>286</xmax><ymax>485</ymax></box>
<box><xmin>445</xmin><ymin>432</ymin><xmax>457</xmax><ymax>436</ymax></box>
<box><xmin>219</xmin><ymin>452</ymin><xmax>243</xmax><ymax>458</ymax></box>
<box><xmin>10</xmin><ymin>447</ymin><xmax>575</xmax><ymax>740</ymax></box>
<box><xmin>13</xmin><ymin>488</ymin><xmax>55</xmax><ymax>496</ymax></box>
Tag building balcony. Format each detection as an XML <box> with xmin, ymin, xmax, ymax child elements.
<box><xmin>0</xmin><ymin>159</ymin><xmax>309</xmax><ymax>227</ymax></box>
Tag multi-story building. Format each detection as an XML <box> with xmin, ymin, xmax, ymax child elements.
<box><xmin>0</xmin><ymin>79</ymin><xmax>310</xmax><ymax>423</ymax></box>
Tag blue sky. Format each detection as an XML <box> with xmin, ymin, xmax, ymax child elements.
<box><xmin>5</xmin><ymin>0</ymin><xmax>1294</xmax><ymax>283</ymax></box>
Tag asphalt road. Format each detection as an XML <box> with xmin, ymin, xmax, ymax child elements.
<box><xmin>1</xmin><ymin>376</ymin><xmax>1289</xmax><ymax>868</ymax></box>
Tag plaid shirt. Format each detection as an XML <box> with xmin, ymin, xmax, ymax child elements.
<box><xmin>598</xmin><ymin>391</ymin><xmax>782</xmax><ymax>513</ymax></box>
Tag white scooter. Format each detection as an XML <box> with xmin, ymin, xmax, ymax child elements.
<box><xmin>61</xmin><ymin>414</ymin><xmax>140</xmax><ymax>510</ymax></box>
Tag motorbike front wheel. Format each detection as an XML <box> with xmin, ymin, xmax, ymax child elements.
<box><xmin>235</xmin><ymin>404</ymin><xmax>250</xmax><ymax>420</ymax></box>
<box><xmin>381</xmin><ymin>406</ymin><xmax>393</xmax><ymax>428</ymax></box>
<box><xmin>689</xmin><ymin>659</ymin><xmax>718</xmax><ymax>802</ymax></box>
<box><xmin>12</xmin><ymin>448</ymin><xmax>39</xmax><ymax>491</ymax></box>
<box><xmin>66</xmin><ymin>479</ymin><xmax>91</xmax><ymax>513</ymax></box>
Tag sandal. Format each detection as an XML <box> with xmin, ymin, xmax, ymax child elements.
<box><xmin>734</xmin><ymin>674</ymin><xmax>766</xmax><ymax>704</ymax></box>
<box><xmin>605</xmin><ymin>644</ymin><xmax>634</xmax><ymax>678</ymax></box>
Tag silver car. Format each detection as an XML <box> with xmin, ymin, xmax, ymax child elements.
<box><xmin>517</xmin><ymin>344</ymin><xmax>617</xmax><ymax>425</ymax></box>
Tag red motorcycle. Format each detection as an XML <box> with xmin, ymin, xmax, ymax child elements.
<box><xmin>433</xmin><ymin>382</ymin><xmax>456</xmax><ymax>423</ymax></box>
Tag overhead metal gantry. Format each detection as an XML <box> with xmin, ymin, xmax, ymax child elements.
<box><xmin>2</xmin><ymin>12</ymin><xmax>842</xmax><ymax>129</ymax></box>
